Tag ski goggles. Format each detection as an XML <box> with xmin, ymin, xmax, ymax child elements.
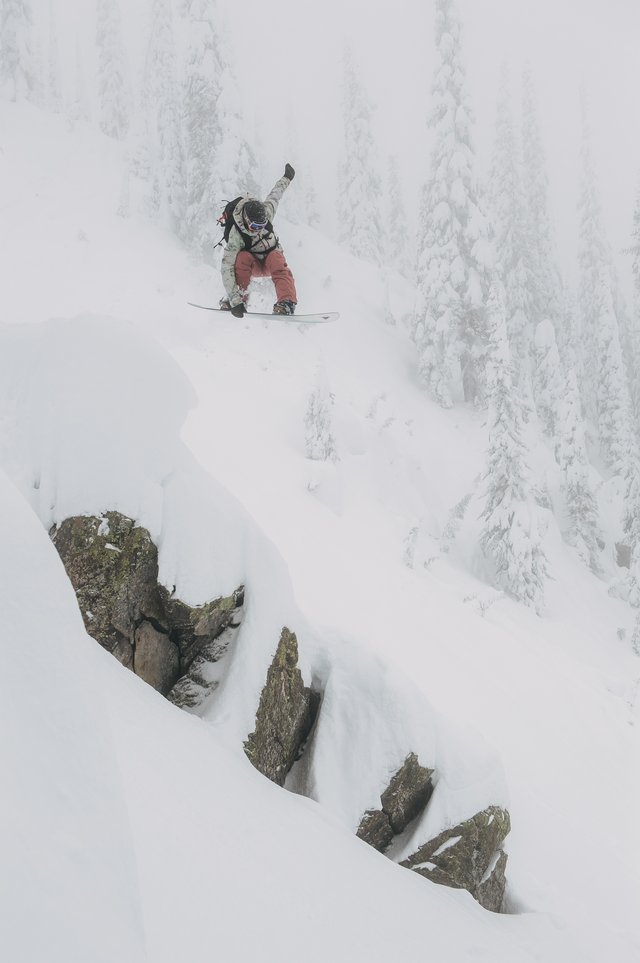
<box><xmin>247</xmin><ymin>220</ymin><xmax>267</xmax><ymax>231</ymax></box>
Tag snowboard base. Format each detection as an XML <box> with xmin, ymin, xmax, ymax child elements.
<box><xmin>188</xmin><ymin>302</ymin><xmax>338</xmax><ymax>323</ymax></box>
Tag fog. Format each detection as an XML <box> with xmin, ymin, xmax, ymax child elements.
<box><xmin>226</xmin><ymin>0</ymin><xmax>638</xmax><ymax>293</ymax></box>
<box><xmin>53</xmin><ymin>0</ymin><xmax>640</xmax><ymax>293</ymax></box>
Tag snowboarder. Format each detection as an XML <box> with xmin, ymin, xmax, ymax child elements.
<box><xmin>219</xmin><ymin>164</ymin><xmax>298</xmax><ymax>317</ymax></box>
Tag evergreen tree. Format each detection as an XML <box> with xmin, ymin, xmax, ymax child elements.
<box><xmin>556</xmin><ymin>282</ymin><xmax>579</xmax><ymax>372</ymax></box>
<box><xmin>595</xmin><ymin>275</ymin><xmax>634</xmax><ymax>474</ymax></box>
<box><xmin>489</xmin><ymin>66</ymin><xmax>535</xmax><ymax>393</ymax></box>
<box><xmin>141</xmin><ymin>0</ymin><xmax>184</xmax><ymax>229</ymax></box>
<box><xmin>624</xmin><ymin>183</ymin><xmax>640</xmax><ymax>428</ymax></box>
<box><xmin>521</xmin><ymin>67</ymin><xmax>561</xmax><ymax>329</ymax></box>
<box><xmin>305</xmin><ymin>365</ymin><xmax>336</xmax><ymax>462</ymax></box>
<box><xmin>618</xmin><ymin>456</ymin><xmax>640</xmax><ymax>605</ymax></box>
<box><xmin>0</xmin><ymin>0</ymin><xmax>35</xmax><ymax>102</ymax></box>
<box><xmin>180</xmin><ymin>0</ymin><xmax>257</xmax><ymax>254</ymax></box>
<box><xmin>480</xmin><ymin>280</ymin><xmax>548</xmax><ymax>610</ymax></box>
<box><xmin>555</xmin><ymin>365</ymin><xmax>603</xmax><ymax>573</ymax></box>
<box><xmin>533</xmin><ymin>319</ymin><xmax>564</xmax><ymax>440</ymax></box>
<box><xmin>623</xmin><ymin>458</ymin><xmax>640</xmax><ymax>552</ymax></box>
<box><xmin>631</xmin><ymin>611</ymin><xmax>640</xmax><ymax>655</ymax></box>
<box><xmin>613</xmin><ymin>279</ymin><xmax>640</xmax><ymax>432</ymax></box>
<box><xmin>387</xmin><ymin>154</ymin><xmax>409</xmax><ymax>275</ymax></box>
<box><xmin>214</xmin><ymin>61</ymin><xmax>259</xmax><ymax>202</ymax></box>
<box><xmin>337</xmin><ymin>48</ymin><xmax>384</xmax><ymax>266</ymax></box>
<box><xmin>578</xmin><ymin>102</ymin><xmax>634</xmax><ymax>472</ymax></box>
<box><xmin>180</xmin><ymin>0</ymin><xmax>224</xmax><ymax>251</ymax></box>
<box><xmin>413</xmin><ymin>0</ymin><xmax>493</xmax><ymax>408</ymax></box>
<box><xmin>96</xmin><ymin>0</ymin><xmax>132</xmax><ymax>140</ymax></box>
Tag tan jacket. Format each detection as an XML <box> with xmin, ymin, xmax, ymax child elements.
<box><xmin>222</xmin><ymin>175</ymin><xmax>292</xmax><ymax>305</ymax></box>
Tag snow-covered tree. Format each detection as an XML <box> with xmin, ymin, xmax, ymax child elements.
<box><xmin>631</xmin><ymin>611</ymin><xmax>640</xmax><ymax>655</ymax></box>
<box><xmin>614</xmin><ymin>281</ymin><xmax>640</xmax><ymax>432</ymax></box>
<box><xmin>0</xmin><ymin>0</ymin><xmax>35</xmax><ymax>102</ymax></box>
<box><xmin>555</xmin><ymin>366</ymin><xmax>603</xmax><ymax>573</ymax></box>
<box><xmin>533</xmin><ymin>319</ymin><xmax>564</xmax><ymax>440</ymax></box>
<box><xmin>556</xmin><ymin>282</ymin><xmax>580</xmax><ymax>372</ymax></box>
<box><xmin>337</xmin><ymin>48</ymin><xmax>384</xmax><ymax>266</ymax></box>
<box><xmin>624</xmin><ymin>184</ymin><xmax>640</xmax><ymax>428</ymax></box>
<box><xmin>489</xmin><ymin>65</ymin><xmax>534</xmax><ymax>384</ymax></box>
<box><xmin>413</xmin><ymin>0</ymin><xmax>493</xmax><ymax>408</ymax></box>
<box><xmin>623</xmin><ymin>458</ymin><xmax>640</xmax><ymax>596</ymax></box>
<box><xmin>96</xmin><ymin>0</ymin><xmax>132</xmax><ymax>140</ymax></box>
<box><xmin>595</xmin><ymin>278</ymin><xmax>634</xmax><ymax>474</ymax></box>
<box><xmin>180</xmin><ymin>0</ymin><xmax>257</xmax><ymax>254</ymax></box>
<box><xmin>480</xmin><ymin>280</ymin><xmax>548</xmax><ymax>610</ymax></box>
<box><xmin>521</xmin><ymin>67</ymin><xmax>561</xmax><ymax>330</ymax></box>
<box><xmin>578</xmin><ymin>102</ymin><xmax>634</xmax><ymax>472</ymax></box>
<box><xmin>305</xmin><ymin>365</ymin><xmax>336</xmax><ymax>462</ymax></box>
<box><xmin>214</xmin><ymin>63</ymin><xmax>259</xmax><ymax>202</ymax></box>
<box><xmin>141</xmin><ymin>0</ymin><xmax>184</xmax><ymax>229</ymax></box>
<box><xmin>180</xmin><ymin>0</ymin><xmax>224</xmax><ymax>251</ymax></box>
<box><xmin>387</xmin><ymin>154</ymin><xmax>409</xmax><ymax>274</ymax></box>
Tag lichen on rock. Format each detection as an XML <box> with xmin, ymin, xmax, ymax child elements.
<box><xmin>357</xmin><ymin>752</ymin><xmax>434</xmax><ymax>852</ymax></box>
<box><xmin>244</xmin><ymin>627</ymin><xmax>320</xmax><ymax>786</ymax></box>
<box><xmin>400</xmin><ymin>805</ymin><xmax>510</xmax><ymax>912</ymax></box>
<box><xmin>51</xmin><ymin>511</ymin><xmax>243</xmax><ymax>700</ymax></box>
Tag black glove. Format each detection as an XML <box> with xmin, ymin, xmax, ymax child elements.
<box><xmin>284</xmin><ymin>163</ymin><xmax>295</xmax><ymax>181</ymax></box>
<box><xmin>231</xmin><ymin>302</ymin><xmax>246</xmax><ymax>318</ymax></box>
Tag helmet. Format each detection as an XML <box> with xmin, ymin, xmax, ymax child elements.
<box><xmin>243</xmin><ymin>199</ymin><xmax>268</xmax><ymax>231</ymax></box>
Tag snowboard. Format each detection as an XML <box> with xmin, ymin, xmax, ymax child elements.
<box><xmin>187</xmin><ymin>302</ymin><xmax>338</xmax><ymax>324</ymax></box>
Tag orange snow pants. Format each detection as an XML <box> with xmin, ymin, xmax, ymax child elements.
<box><xmin>235</xmin><ymin>249</ymin><xmax>297</xmax><ymax>303</ymax></box>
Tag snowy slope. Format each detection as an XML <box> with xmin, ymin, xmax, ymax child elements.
<box><xmin>1</xmin><ymin>467</ymin><xmax>588</xmax><ymax>963</ymax></box>
<box><xmin>1</xmin><ymin>103</ymin><xmax>639</xmax><ymax>962</ymax></box>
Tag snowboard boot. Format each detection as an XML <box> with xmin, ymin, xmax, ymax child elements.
<box><xmin>219</xmin><ymin>298</ymin><xmax>231</xmax><ymax>311</ymax></box>
<box><xmin>273</xmin><ymin>300</ymin><xmax>296</xmax><ymax>316</ymax></box>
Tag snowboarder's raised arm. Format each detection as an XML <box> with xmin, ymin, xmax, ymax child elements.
<box><xmin>263</xmin><ymin>163</ymin><xmax>295</xmax><ymax>220</ymax></box>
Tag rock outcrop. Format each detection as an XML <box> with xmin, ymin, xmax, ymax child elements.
<box><xmin>244</xmin><ymin>627</ymin><xmax>320</xmax><ymax>786</ymax></box>
<box><xmin>52</xmin><ymin>511</ymin><xmax>511</xmax><ymax>913</ymax></box>
<box><xmin>51</xmin><ymin>512</ymin><xmax>243</xmax><ymax>698</ymax></box>
<box><xmin>357</xmin><ymin>753</ymin><xmax>434</xmax><ymax>852</ymax></box>
<box><xmin>356</xmin><ymin>757</ymin><xmax>509</xmax><ymax>911</ymax></box>
<box><xmin>400</xmin><ymin>805</ymin><xmax>511</xmax><ymax>912</ymax></box>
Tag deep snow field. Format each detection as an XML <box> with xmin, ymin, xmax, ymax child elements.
<box><xmin>1</xmin><ymin>103</ymin><xmax>639</xmax><ymax>962</ymax></box>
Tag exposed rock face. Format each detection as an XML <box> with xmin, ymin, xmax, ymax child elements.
<box><xmin>244</xmin><ymin>627</ymin><xmax>320</xmax><ymax>786</ymax></box>
<box><xmin>382</xmin><ymin>753</ymin><xmax>434</xmax><ymax>832</ymax></box>
<box><xmin>134</xmin><ymin>620</ymin><xmax>179</xmax><ymax>694</ymax></box>
<box><xmin>51</xmin><ymin>512</ymin><xmax>243</xmax><ymax>698</ymax></box>
<box><xmin>400</xmin><ymin>805</ymin><xmax>510</xmax><ymax>912</ymax></box>
<box><xmin>357</xmin><ymin>753</ymin><xmax>434</xmax><ymax>852</ymax></box>
<box><xmin>475</xmin><ymin>849</ymin><xmax>508</xmax><ymax>912</ymax></box>
<box><xmin>51</xmin><ymin>512</ymin><xmax>512</xmax><ymax>913</ymax></box>
<box><xmin>356</xmin><ymin>809</ymin><xmax>395</xmax><ymax>853</ymax></box>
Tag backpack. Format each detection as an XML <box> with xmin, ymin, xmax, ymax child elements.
<box><xmin>216</xmin><ymin>196</ymin><xmax>274</xmax><ymax>249</ymax></box>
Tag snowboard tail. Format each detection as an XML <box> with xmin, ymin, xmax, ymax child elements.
<box><xmin>187</xmin><ymin>302</ymin><xmax>338</xmax><ymax>323</ymax></box>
